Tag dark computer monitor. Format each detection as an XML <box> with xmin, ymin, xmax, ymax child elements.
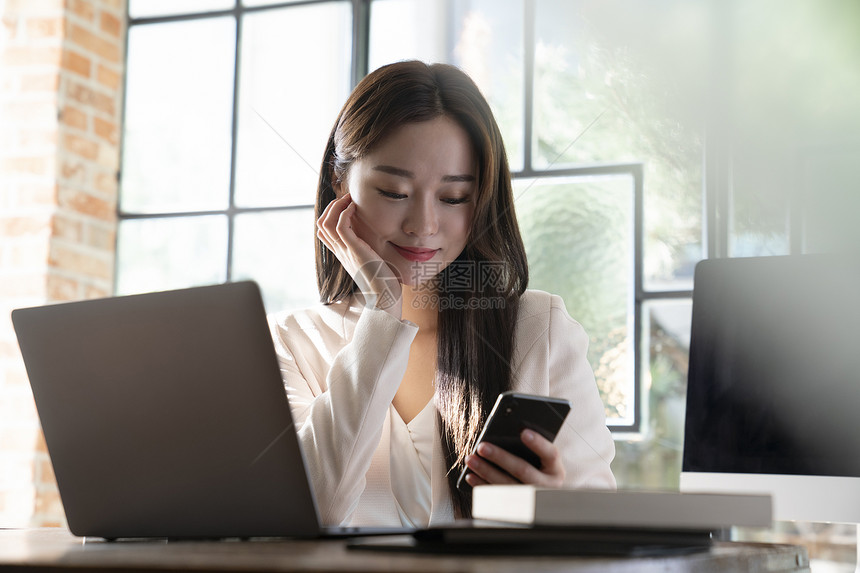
<box><xmin>681</xmin><ymin>255</ymin><xmax>860</xmax><ymax>523</ymax></box>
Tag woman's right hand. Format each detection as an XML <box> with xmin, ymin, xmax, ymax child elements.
<box><xmin>316</xmin><ymin>194</ymin><xmax>403</xmax><ymax>318</ymax></box>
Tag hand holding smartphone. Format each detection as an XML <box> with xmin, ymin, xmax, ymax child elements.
<box><xmin>456</xmin><ymin>391</ymin><xmax>571</xmax><ymax>490</ymax></box>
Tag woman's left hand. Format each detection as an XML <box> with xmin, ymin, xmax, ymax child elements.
<box><xmin>463</xmin><ymin>430</ymin><xmax>565</xmax><ymax>488</ymax></box>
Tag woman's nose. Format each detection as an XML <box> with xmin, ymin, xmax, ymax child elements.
<box><xmin>403</xmin><ymin>199</ymin><xmax>438</xmax><ymax>237</ymax></box>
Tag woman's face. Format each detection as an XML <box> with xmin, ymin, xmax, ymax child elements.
<box><xmin>335</xmin><ymin>116</ymin><xmax>478</xmax><ymax>287</ymax></box>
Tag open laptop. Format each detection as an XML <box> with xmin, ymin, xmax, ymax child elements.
<box><xmin>12</xmin><ymin>281</ymin><xmax>409</xmax><ymax>540</ymax></box>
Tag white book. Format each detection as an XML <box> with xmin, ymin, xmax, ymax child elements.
<box><xmin>472</xmin><ymin>485</ymin><xmax>772</xmax><ymax>530</ymax></box>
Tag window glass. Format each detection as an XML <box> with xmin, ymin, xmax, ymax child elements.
<box><xmin>514</xmin><ymin>174</ymin><xmax>634</xmax><ymax>427</ymax></box>
<box><xmin>532</xmin><ymin>0</ymin><xmax>704</xmax><ymax>291</ymax></box>
<box><xmin>798</xmin><ymin>145</ymin><xmax>860</xmax><ymax>254</ymax></box>
<box><xmin>232</xmin><ymin>210</ymin><xmax>319</xmax><ymax>313</ymax></box>
<box><xmin>129</xmin><ymin>0</ymin><xmax>234</xmax><ymax>18</ymax></box>
<box><xmin>368</xmin><ymin>0</ymin><xmax>448</xmax><ymax>70</ymax></box>
<box><xmin>242</xmin><ymin>0</ymin><xmax>312</xmax><ymax>6</ymax></box>
<box><xmin>235</xmin><ymin>2</ymin><xmax>352</xmax><ymax>208</ymax></box>
<box><xmin>727</xmin><ymin>0</ymin><xmax>860</xmax><ymax>257</ymax></box>
<box><xmin>613</xmin><ymin>299</ymin><xmax>691</xmax><ymax>488</ymax></box>
<box><xmin>370</xmin><ymin>0</ymin><xmax>525</xmax><ymax>171</ymax></box>
<box><xmin>115</xmin><ymin>216</ymin><xmax>228</xmax><ymax>295</ymax></box>
<box><xmin>449</xmin><ymin>0</ymin><xmax>524</xmax><ymax>172</ymax></box>
<box><xmin>121</xmin><ymin>18</ymin><xmax>235</xmax><ymax>213</ymax></box>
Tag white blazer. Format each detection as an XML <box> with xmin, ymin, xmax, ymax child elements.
<box><xmin>269</xmin><ymin>289</ymin><xmax>616</xmax><ymax>527</ymax></box>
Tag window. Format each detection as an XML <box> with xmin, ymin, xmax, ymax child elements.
<box><xmin>118</xmin><ymin>0</ymin><xmax>695</xmax><ymax>482</ymax></box>
<box><xmin>118</xmin><ymin>0</ymin><xmax>352</xmax><ymax>312</ymax></box>
<box><xmin>118</xmin><ymin>0</ymin><xmax>860</xmax><ymax>495</ymax></box>
<box><xmin>368</xmin><ymin>0</ymin><xmax>703</xmax><ymax>440</ymax></box>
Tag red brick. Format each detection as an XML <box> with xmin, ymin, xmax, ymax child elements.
<box><xmin>98</xmin><ymin>0</ymin><xmax>123</xmax><ymax>13</ymax></box>
<box><xmin>51</xmin><ymin>213</ymin><xmax>83</xmax><ymax>242</ymax></box>
<box><xmin>0</xmin><ymin>336</ymin><xmax>20</xmax><ymax>358</ymax></box>
<box><xmin>0</xmin><ymin>74</ymin><xmax>16</xmax><ymax>92</ymax></box>
<box><xmin>2</xmin><ymin>364</ymin><xmax>30</xmax><ymax>389</ymax></box>
<box><xmin>63</xmin><ymin>132</ymin><xmax>99</xmax><ymax>160</ymax></box>
<box><xmin>35</xmin><ymin>456</ymin><xmax>56</xmax><ymax>484</ymax></box>
<box><xmin>67</xmin><ymin>0</ymin><xmax>95</xmax><ymax>22</ymax></box>
<box><xmin>95</xmin><ymin>63</ymin><xmax>120</xmax><ymax>91</ymax></box>
<box><xmin>58</xmin><ymin>188</ymin><xmax>115</xmax><ymax>220</ymax></box>
<box><xmin>59</xmin><ymin>159</ymin><xmax>88</xmax><ymax>184</ymax></box>
<box><xmin>84</xmin><ymin>282</ymin><xmax>111</xmax><ymax>299</ymax></box>
<box><xmin>20</xmin><ymin>73</ymin><xmax>59</xmax><ymax>92</ymax></box>
<box><xmin>2</xmin><ymin>45</ymin><xmax>61</xmax><ymax>67</ymax></box>
<box><xmin>0</xmin><ymin>428</ymin><xmax>36</xmax><ymax>452</ymax></box>
<box><xmin>1</xmin><ymin>101</ymin><xmax>57</xmax><ymax>124</ymax></box>
<box><xmin>14</xmin><ymin>183</ymin><xmax>56</xmax><ymax>207</ymax></box>
<box><xmin>46</xmin><ymin>274</ymin><xmax>80</xmax><ymax>301</ymax></box>
<box><xmin>21</xmin><ymin>128</ymin><xmax>58</xmax><ymax>149</ymax></box>
<box><xmin>61</xmin><ymin>49</ymin><xmax>91</xmax><ymax>78</ymax></box>
<box><xmin>68</xmin><ymin>23</ymin><xmax>120</xmax><ymax>63</ymax></box>
<box><xmin>65</xmin><ymin>80</ymin><xmax>115</xmax><ymax>116</ymax></box>
<box><xmin>93</xmin><ymin>170</ymin><xmax>117</xmax><ymax>194</ymax></box>
<box><xmin>34</xmin><ymin>430</ymin><xmax>47</xmax><ymax>453</ymax></box>
<box><xmin>17</xmin><ymin>128</ymin><xmax>57</xmax><ymax>149</ymax></box>
<box><xmin>1</xmin><ymin>156</ymin><xmax>52</xmax><ymax>176</ymax></box>
<box><xmin>25</xmin><ymin>17</ymin><xmax>62</xmax><ymax>39</ymax></box>
<box><xmin>9</xmin><ymin>242</ymin><xmax>50</xmax><ymax>267</ymax></box>
<box><xmin>3</xmin><ymin>16</ymin><xmax>19</xmax><ymax>41</ymax></box>
<box><xmin>48</xmin><ymin>242</ymin><xmax>112</xmax><ymax>280</ymax></box>
<box><xmin>59</xmin><ymin>105</ymin><xmax>88</xmax><ymax>130</ymax></box>
<box><xmin>4</xmin><ymin>0</ymin><xmax>64</xmax><ymax>16</ymax></box>
<box><xmin>0</xmin><ymin>215</ymin><xmax>51</xmax><ymax>237</ymax></box>
<box><xmin>93</xmin><ymin>116</ymin><xmax>118</xmax><ymax>145</ymax></box>
<box><xmin>0</xmin><ymin>272</ymin><xmax>46</xmax><ymax>297</ymax></box>
<box><xmin>99</xmin><ymin>10</ymin><xmax>121</xmax><ymax>38</ymax></box>
<box><xmin>83</xmin><ymin>221</ymin><xmax>115</xmax><ymax>251</ymax></box>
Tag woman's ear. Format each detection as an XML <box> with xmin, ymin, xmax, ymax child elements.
<box><xmin>332</xmin><ymin>169</ymin><xmax>345</xmax><ymax>198</ymax></box>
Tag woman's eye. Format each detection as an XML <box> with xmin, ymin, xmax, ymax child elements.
<box><xmin>443</xmin><ymin>196</ymin><xmax>471</xmax><ymax>205</ymax></box>
<box><xmin>378</xmin><ymin>190</ymin><xmax>407</xmax><ymax>200</ymax></box>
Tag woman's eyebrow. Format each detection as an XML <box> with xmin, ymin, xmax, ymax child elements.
<box><xmin>373</xmin><ymin>164</ymin><xmax>414</xmax><ymax>178</ymax></box>
<box><xmin>372</xmin><ymin>164</ymin><xmax>475</xmax><ymax>183</ymax></box>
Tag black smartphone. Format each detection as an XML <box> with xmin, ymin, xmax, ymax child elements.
<box><xmin>456</xmin><ymin>391</ymin><xmax>572</xmax><ymax>491</ymax></box>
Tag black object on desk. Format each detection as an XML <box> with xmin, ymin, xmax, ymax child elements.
<box><xmin>348</xmin><ymin>522</ymin><xmax>713</xmax><ymax>557</ymax></box>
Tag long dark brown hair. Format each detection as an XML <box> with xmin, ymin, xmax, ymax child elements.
<box><xmin>314</xmin><ymin>61</ymin><xmax>528</xmax><ymax>517</ymax></box>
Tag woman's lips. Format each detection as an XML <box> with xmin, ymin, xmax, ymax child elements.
<box><xmin>392</xmin><ymin>244</ymin><xmax>439</xmax><ymax>262</ymax></box>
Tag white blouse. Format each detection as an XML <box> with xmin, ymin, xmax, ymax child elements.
<box><xmin>389</xmin><ymin>401</ymin><xmax>435</xmax><ymax>527</ymax></box>
<box><xmin>269</xmin><ymin>290</ymin><xmax>616</xmax><ymax>527</ymax></box>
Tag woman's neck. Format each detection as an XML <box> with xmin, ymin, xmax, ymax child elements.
<box><xmin>400</xmin><ymin>284</ymin><xmax>438</xmax><ymax>334</ymax></box>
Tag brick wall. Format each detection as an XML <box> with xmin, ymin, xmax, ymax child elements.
<box><xmin>0</xmin><ymin>0</ymin><xmax>125</xmax><ymax>527</ymax></box>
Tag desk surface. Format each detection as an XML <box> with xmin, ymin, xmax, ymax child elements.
<box><xmin>0</xmin><ymin>528</ymin><xmax>810</xmax><ymax>573</ymax></box>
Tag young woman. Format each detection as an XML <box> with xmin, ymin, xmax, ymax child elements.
<box><xmin>269</xmin><ymin>61</ymin><xmax>615</xmax><ymax>528</ymax></box>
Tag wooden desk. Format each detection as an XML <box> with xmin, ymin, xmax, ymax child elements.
<box><xmin>0</xmin><ymin>528</ymin><xmax>810</xmax><ymax>572</ymax></box>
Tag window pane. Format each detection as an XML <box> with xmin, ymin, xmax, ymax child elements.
<box><xmin>729</xmin><ymin>155</ymin><xmax>790</xmax><ymax>258</ymax></box>
<box><xmin>450</xmin><ymin>0</ymin><xmax>524</xmax><ymax>172</ymax></box>
<box><xmin>242</xmin><ymin>0</ymin><xmax>309</xmax><ymax>6</ymax></box>
<box><xmin>727</xmin><ymin>1</ymin><xmax>860</xmax><ymax>258</ymax></box>
<box><xmin>514</xmin><ymin>174</ymin><xmax>634</xmax><ymax>427</ymax></box>
<box><xmin>613</xmin><ymin>299</ymin><xmax>691</xmax><ymax>489</ymax></box>
<box><xmin>368</xmin><ymin>0</ymin><xmax>448</xmax><ymax>70</ymax></box>
<box><xmin>369</xmin><ymin>0</ymin><xmax>525</xmax><ymax>171</ymax></box>
<box><xmin>532</xmin><ymin>0</ymin><xmax>704</xmax><ymax>291</ymax></box>
<box><xmin>115</xmin><ymin>216</ymin><xmax>228</xmax><ymax>294</ymax></box>
<box><xmin>121</xmin><ymin>18</ymin><xmax>235</xmax><ymax>213</ymax></box>
<box><xmin>129</xmin><ymin>0</ymin><xmax>234</xmax><ymax>18</ymax></box>
<box><xmin>235</xmin><ymin>3</ymin><xmax>352</xmax><ymax>208</ymax></box>
<box><xmin>799</xmin><ymin>145</ymin><xmax>860</xmax><ymax>254</ymax></box>
<box><xmin>232</xmin><ymin>210</ymin><xmax>318</xmax><ymax>313</ymax></box>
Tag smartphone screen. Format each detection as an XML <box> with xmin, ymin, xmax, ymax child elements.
<box><xmin>456</xmin><ymin>392</ymin><xmax>572</xmax><ymax>490</ymax></box>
